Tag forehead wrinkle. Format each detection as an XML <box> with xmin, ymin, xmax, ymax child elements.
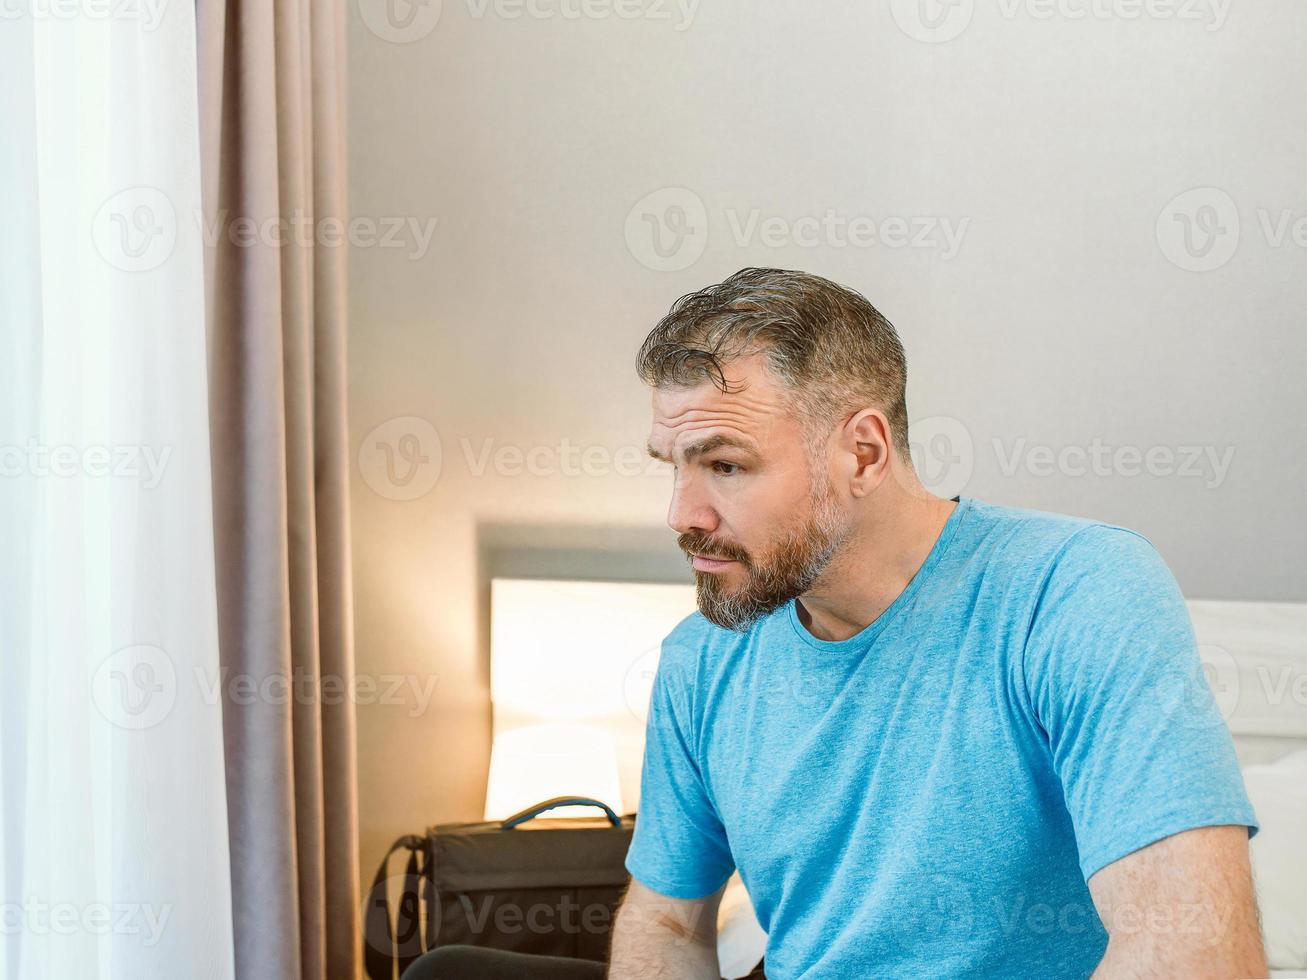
<box><xmin>650</xmin><ymin>412</ymin><xmax>787</xmax><ymax>468</ymax></box>
<box><xmin>658</xmin><ymin>405</ymin><xmax>766</xmax><ymax>431</ymax></box>
<box><xmin>649</xmin><ymin>373</ymin><xmax>792</xmax><ymax>459</ymax></box>
<box><xmin>655</xmin><ymin>409</ymin><xmax>764</xmax><ymax>452</ymax></box>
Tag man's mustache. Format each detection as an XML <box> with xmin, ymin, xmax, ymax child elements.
<box><xmin>677</xmin><ymin>532</ymin><xmax>750</xmax><ymax>565</ymax></box>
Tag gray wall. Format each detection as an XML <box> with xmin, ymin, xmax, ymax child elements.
<box><xmin>346</xmin><ymin>0</ymin><xmax>1307</xmax><ymax>880</ymax></box>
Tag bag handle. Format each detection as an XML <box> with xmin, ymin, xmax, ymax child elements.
<box><xmin>501</xmin><ymin>796</ymin><xmax>621</xmax><ymax>829</ymax></box>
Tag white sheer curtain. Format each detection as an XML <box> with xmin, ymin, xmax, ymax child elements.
<box><xmin>1</xmin><ymin>7</ymin><xmax>235</xmax><ymax>980</ymax></box>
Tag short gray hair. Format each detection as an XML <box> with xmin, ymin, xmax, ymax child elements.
<box><xmin>636</xmin><ymin>268</ymin><xmax>911</xmax><ymax>457</ymax></box>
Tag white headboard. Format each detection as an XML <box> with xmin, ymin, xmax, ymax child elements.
<box><xmin>1188</xmin><ymin>601</ymin><xmax>1307</xmax><ymax>766</ymax></box>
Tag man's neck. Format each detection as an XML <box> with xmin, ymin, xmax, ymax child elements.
<box><xmin>795</xmin><ymin>490</ymin><xmax>958</xmax><ymax>643</ymax></box>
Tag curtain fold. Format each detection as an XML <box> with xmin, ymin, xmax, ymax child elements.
<box><xmin>197</xmin><ymin>0</ymin><xmax>361</xmax><ymax>977</ymax></box>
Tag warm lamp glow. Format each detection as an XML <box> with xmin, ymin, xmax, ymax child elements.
<box><xmin>488</xmin><ymin>578</ymin><xmax>697</xmax><ymax>813</ymax></box>
<box><xmin>484</xmin><ymin>724</ymin><xmax>625</xmax><ymax>821</ymax></box>
<box><xmin>490</xmin><ymin>579</ymin><xmax>696</xmax><ymax>720</ymax></box>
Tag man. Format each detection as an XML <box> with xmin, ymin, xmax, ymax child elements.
<box><xmin>610</xmin><ymin>268</ymin><xmax>1263</xmax><ymax>978</ymax></box>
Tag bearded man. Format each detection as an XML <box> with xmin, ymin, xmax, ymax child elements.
<box><xmin>610</xmin><ymin>268</ymin><xmax>1263</xmax><ymax>979</ymax></box>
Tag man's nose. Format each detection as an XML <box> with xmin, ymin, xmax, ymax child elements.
<box><xmin>666</xmin><ymin>476</ymin><xmax>718</xmax><ymax>536</ymax></box>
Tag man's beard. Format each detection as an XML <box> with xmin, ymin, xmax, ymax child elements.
<box><xmin>679</xmin><ymin>477</ymin><xmax>850</xmax><ymax>633</ymax></box>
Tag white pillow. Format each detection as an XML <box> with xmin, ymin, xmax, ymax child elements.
<box><xmin>1244</xmin><ymin>749</ymin><xmax>1307</xmax><ymax>970</ymax></box>
<box><xmin>717</xmin><ymin>873</ymin><xmax>767</xmax><ymax>979</ymax></box>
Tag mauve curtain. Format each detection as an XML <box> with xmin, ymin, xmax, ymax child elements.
<box><xmin>196</xmin><ymin>1</ymin><xmax>361</xmax><ymax>979</ymax></box>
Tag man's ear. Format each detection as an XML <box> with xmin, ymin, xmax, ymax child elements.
<box><xmin>840</xmin><ymin>408</ymin><xmax>894</xmax><ymax>497</ymax></box>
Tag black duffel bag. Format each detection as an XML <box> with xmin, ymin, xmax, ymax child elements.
<box><xmin>364</xmin><ymin>796</ymin><xmax>634</xmax><ymax>980</ymax></box>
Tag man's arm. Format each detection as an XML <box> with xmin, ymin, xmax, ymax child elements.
<box><xmin>608</xmin><ymin>878</ymin><xmax>723</xmax><ymax>980</ymax></box>
<box><xmin>1088</xmin><ymin>824</ymin><xmax>1265</xmax><ymax>979</ymax></box>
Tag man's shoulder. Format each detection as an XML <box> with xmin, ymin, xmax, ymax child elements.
<box><xmin>962</xmin><ymin>499</ymin><xmax>1179</xmax><ymax>641</ymax></box>
<box><xmin>964</xmin><ymin>497</ymin><xmax>1160</xmax><ymax>578</ymax></box>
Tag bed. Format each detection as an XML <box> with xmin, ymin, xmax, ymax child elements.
<box><xmin>1189</xmin><ymin>601</ymin><xmax>1307</xmax><ymax>978</ymax></box>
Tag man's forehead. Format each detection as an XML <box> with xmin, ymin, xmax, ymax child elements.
<box><xmin>647</xmin><ymin>362</ymin><xmax>793</xmax><ymax>456</ymax></box>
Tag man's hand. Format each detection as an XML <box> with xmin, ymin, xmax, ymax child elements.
<box><xmin>1088</xmin><ymin>825</ymin><xmax>1265</xmax><ymax>979</ymax></box>
<box><xmin>608</xmin><ymin>878</ymin><xmax>723</xmax><ymax>979</ymax></box>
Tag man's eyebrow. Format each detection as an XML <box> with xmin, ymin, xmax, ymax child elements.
<box><xmin>646</xmin><ymin>434</ymin><xmax>757</xmax><ymax>464</ymax></box>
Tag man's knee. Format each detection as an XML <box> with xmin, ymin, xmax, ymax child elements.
<box><xmin>400</xmin><ymin>945</ymin><xmax>484</xmax><ymax>980</ymax></box>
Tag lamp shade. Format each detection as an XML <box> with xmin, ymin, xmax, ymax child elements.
<box><xmin>489</xmin><ymin>578</ymin><xmax>696</xmax><ymax>720</ymax></box>
<box><xmin>483</xmin><ymin>723</ymin><xmax>625</xmax><ymax>821</ymax></box>
<box><xmin>488</xmin><ymin>578</ymin><xmax>697</xmax><ymax>812</ymax></box>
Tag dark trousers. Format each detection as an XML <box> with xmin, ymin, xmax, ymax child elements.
<box><xmin>400</xmin><ymin>945</ymin><xmax>607</xmax><ymax>980</ymax></box>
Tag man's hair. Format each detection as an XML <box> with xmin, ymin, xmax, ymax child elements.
<box><xmin>636</xmin><ymin>268</ymin><xmax>911</xmax><ymax>458</ymax></box>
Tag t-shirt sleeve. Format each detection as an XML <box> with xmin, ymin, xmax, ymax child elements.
<box><xmin>625</xmin><ymin>632</ymin><xmax>735</xmax><ymax>900</ymax></box>
<box><xmin>1021</xmin><ymin>524</ymin><xmax>1258</xmax><ymax>881</ymax></box>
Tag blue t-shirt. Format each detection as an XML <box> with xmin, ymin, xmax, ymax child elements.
<box><xmin>625</xmin><ymin>497</ymin><xmax>1256</xmax><ymax>979</ymax></box>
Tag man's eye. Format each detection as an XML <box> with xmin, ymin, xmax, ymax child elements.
<box><xmin>711</xmin><ymin>461</ymin><xmax>740</xmax><ymax>476</ymax></box>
